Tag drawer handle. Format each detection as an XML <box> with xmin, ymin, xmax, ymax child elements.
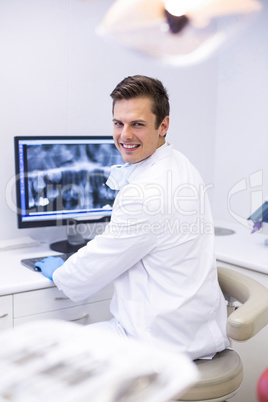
<box><xmin>69</xmin><ymin>314</ymin><xmax>89</xmax><ymax>322</ymax></box>
<box><xmin>54</xmin><ymin>297</ymin><xmax>69</xmax><ymax>301</ymax></box>
<box><xmin>0</xmin><ymin>314</ymin><xmax>8</xmax><ymax>319</ymax></box>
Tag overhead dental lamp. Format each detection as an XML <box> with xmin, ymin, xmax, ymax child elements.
<box><xmin>96</xmin><ymin>0</ymin><xmax>262</xmax><ymax>66</ymax></box>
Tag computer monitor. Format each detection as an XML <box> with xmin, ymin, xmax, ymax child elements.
<box><xmin>14</xmin><ymin>136</ymin><xmax>124</xmax><ymax>253</ymax></box>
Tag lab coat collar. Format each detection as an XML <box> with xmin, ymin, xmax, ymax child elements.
<box><xmin>106</xmin><ymin>163</ymin><xmax>137</xmax><ymax>190</ymax></box>
<box><xmin>133</xmin><ymin>141</ymin><xmax>171</xmax><ymax>168</ymax></box>
<box><xmin>106</xmin><ymin>142</ymin><xmax>173</xmax><ymax>190</ymax></box>
<box><xmin>127</xmin><ymin>142</ymin><xmax>173</xmax><ymax>182</ymax></box>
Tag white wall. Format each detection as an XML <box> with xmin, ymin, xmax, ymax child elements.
<box><xmin>1</xmin><ymin>0</ymin><xmax>267</xmax><ymax>244</ymax></box>
<box><xmin>0</xmin><ymin>0</ymin><xmax>218</xmax><ymax>242</ymax></box>
<box><xmin>213</xmin><ymin>1</ymin><xmax>268</xmax><ymax>226</ymax></box>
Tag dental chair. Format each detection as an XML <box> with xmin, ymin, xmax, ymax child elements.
<box><xmin>174</xmin><ymin>266</ymin><xmax>268</xmax><ymax>402</ymax></box>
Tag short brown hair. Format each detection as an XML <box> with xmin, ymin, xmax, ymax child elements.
<box><xmin>110</xmin><ymin>75</ymin><xmax>170</xmax><ymax>129</ymax></box>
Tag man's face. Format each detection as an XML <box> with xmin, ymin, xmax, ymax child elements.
<box><xmin>112</xmin><ymin>97</ymin><xmax>169</xmax><ymax>164</ymax></box>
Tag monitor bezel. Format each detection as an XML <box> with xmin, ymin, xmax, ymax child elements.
<box><xmin>14</xmin><ymin>135</ymin><xmax>117</xmax><ymax>229</ymax></box>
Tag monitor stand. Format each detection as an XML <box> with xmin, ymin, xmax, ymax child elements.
<box><xmin>50</xmin><ymin>221</ymin><xmax>89</xmax><ymax>254</ymax></box>
<box><xmin>50</xmin><ymin>239</ymin><xmax>87</xmax><ymax>254</ymax></box>
<box><xmin>49</xmin><ymin>216</ymin><xmax>110</xmax><ymax>254</ymax></box>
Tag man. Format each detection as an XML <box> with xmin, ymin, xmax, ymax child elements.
<box><xmin>36</xmin><ymin>75</ymin><xmax>229</xmax><ymax>360</ymax></box>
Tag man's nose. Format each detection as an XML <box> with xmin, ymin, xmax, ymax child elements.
<box><xmin>121</xmin><ymin>125</ymin><xmax>133</xmax><ymax>140</ymax></box>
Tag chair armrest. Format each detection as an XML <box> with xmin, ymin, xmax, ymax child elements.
<box><xmin>218</xmin><ymin>266</ymin><xmax>268</xmax><ymax>341</ymax></box>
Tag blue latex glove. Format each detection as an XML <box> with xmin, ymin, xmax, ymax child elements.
<box><xmin>35</xmin><ymin>256</ymin><xmax>65</xmax><ymax>280</ymax></box>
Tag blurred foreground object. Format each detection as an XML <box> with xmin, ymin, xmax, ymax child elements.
<box><xmin>248</xmin><ymin>200</ymin><xmax>268</xmax><ymax>241</ymax></box>
<box><xmin>97</xmin><ymin>0</ymin><xmax>262</xmax><ymax>66</ymax></box>
<box><xmin>0</xmin><ymin>320</ymin><xmax>198</xmax><ymax>402</ymax></box>
<box><xmin>257</xmin><ymin>368</ymin><xmax>268</xmax><ymax>402</ymax></box>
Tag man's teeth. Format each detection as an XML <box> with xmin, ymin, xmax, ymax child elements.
<box><xmin>123</xmin><ymin>144</ymin><xmax>138</xmax><ymax>149</ymax></box>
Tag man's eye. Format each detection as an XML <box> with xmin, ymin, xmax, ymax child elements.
<box><xmin>133</xmin><ymin>123</ymin><xmax>144</xmax><ymax>127</ymax></box>
<box><xmin>114</xmin><ymin>122</ymin><xmax>123</xmax><ymax>127</ymax></box>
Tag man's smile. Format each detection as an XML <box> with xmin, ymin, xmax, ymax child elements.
<box><xmin>121</xmin><ymin>143</ymin><xmax>140</xmax><ymax>150</ymax></box>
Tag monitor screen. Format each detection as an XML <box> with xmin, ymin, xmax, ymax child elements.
<box><xmin>14</xmin><ymin>136</ymin><xmax>124</xmax><ymax>233</ymax></box>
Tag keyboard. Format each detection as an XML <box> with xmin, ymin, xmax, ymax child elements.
<box><xmin>21</xmin><ymin>253</ymin><xmax>73</xmax><ymax>272</ymax></box>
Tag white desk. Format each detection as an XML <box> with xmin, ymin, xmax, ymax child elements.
<box><xmin>0</xmin><ymin>243</ymin><xmax>113</xmax><ymax>330</ymax></box>
<box><xmin>215</xmin><ymin>220</ymin><xmax>268</xmax><ymax>277</ymax></box>
<box><xmin>0</xmin><ymin>243</ymin><xmax>58</xmax><ymax>295</ymax></box>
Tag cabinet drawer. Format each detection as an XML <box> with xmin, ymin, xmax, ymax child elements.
<box><xmin>14</xmin><ymin>299</ymin><xmax>112</xmax><ymax>326</ymax></box>
<box><xmin>0</xmin><ymin>295</ymin><xmax>13</xmax><ymax>330</ymax></box>
<box><xmin>14</xmin><ymin>285</ymin><xmax>113</xmax><ymax>318</ymax></box>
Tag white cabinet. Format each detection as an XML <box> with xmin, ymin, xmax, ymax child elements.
<box><xmin>14</xmin><ymin>300</ymin><xmax>112</xmax><ymax>326</ymax></box>
<box><xmin>0</xmin><ymin>285</ymin><xmax>113</xmax><ymax>330</ymax></box>
<box><xmin>0</xmin><ymin>246</ymin><xmax>113</xmax><ymax>330</ymax></box>
<box><xmin>13</xmin><ymin>285</ymin><xmax>113</xmax><ymax>327</ymax></box>
<box><xmin>0</xmin><ymin>295</ymin><xmax>13</xmax><ymax>330</ymax></box>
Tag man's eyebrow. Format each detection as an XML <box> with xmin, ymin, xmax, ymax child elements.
<box><xmin>112</xmin><ymin>118</ymin><xmax>146</xmax><ymax>123</ymax></box>
<box><xmin>131</xmin><ymin>119</ymin><xmax>146</xmax><ymax>124</ymax></box>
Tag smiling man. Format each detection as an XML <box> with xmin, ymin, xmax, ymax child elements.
<box><xmin>112</xmin><ymin>96</ymin><xmax>168</xmax><ymax>164</ymax></box>
<box><xmin>37</xmin><ymin>75</ymin><xmax>229</xmax><ymax>361</ymax></box>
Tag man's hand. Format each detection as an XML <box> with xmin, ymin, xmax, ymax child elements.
<box><xmin>35</xmin><ymin>256</ymin><xmax>65</xmax><ymax>280</ymax></box>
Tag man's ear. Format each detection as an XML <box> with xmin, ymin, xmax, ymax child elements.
<box><xmin>159</xmin><ymin>116</ymin><xmax>170</xmax><ymax>137</ymax></box>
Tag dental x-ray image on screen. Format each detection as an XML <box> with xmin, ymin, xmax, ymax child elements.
<box><xmin>14</xmin><ymin>136</ymin><xmax>124</xmax><ymax>229</ymax></box>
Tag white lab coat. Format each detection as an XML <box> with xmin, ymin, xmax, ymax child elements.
<box><xmin>53</xmin><ymin>143</ymin><xmax>229</xmax><ymax>360</ymax></box>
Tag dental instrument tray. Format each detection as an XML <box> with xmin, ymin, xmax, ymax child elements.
<box><xmin>0</xmin><ymin>320</ymin><xmax>198</xmax><ymax>402</ymax></box>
